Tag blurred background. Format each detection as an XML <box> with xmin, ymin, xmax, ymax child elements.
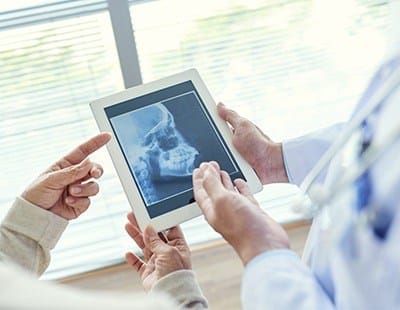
<box><xmin>0</xmin><ymin>0</ymin><xmax>391</xmax><ymax>279</ymax></box>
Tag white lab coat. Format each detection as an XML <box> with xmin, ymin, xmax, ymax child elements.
<box><xmin>241</xmin><ymin>54</ymin><xmax>400</xmax><ymax>309</ymax></box>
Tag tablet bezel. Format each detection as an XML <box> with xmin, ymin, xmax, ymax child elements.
<box><xmin>90</xmin><ymin>69</ymin><xmax>262</xmax><ymax>232</ymax></box>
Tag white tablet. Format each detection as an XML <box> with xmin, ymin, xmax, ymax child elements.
<box><xmin>90</xmin><ymin>69</ymin><xmax>262</xmax><ymax>232</ymax></box>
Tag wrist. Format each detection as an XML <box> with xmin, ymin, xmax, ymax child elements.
<box><xmin>21</xmin><ymin>186</ymin><xmax>48</xmax><ymax>210</ymax></box>
<box><xmin>8</xmin><ymin>196</ymin><xmax>68</xmax><ymax>248</ymax></box>
<box><xmin>236</xmin><ymin>241</ymin><xmax>290</xmax><ymax>266</ymax></box>
<box><xmin>236</xmin><ymin>243</ymin><xmax>271</xmax><ymax>266</ymax></box>
<box><xmin>20</xmin><ymin>192</ymin><xmax>45</xmax><ymax>210</ymax></box>
<box><xmin>261</xmin><ymin>142</ymin><xmax>289</xmax><ymax>184</ymax></box>
<box><xmin>229</xmin><ymin>224</ymin><xmax>291</xmax><ymax>266</ymax></box>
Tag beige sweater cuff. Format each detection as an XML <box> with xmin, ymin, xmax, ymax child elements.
<box><xmin>151</xmin><ymin>270</ymin><xmax>208</xmax><ymax>309</ymax></box>
<box><xmin>2</xmin><ymin>196</ymin><xmax>68</xmax><ymax>250</ymax></box>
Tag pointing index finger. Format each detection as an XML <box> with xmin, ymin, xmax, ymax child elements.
<box><xmin>57</xmin><ymin>133</ymin><xmax>111</xmax><ymax>168</ymax></box>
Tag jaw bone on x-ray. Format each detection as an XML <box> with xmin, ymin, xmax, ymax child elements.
<box><xmin>129</xmin><ymin>103</ymin><xmax>199</xmax><ymax>205</ymax></box>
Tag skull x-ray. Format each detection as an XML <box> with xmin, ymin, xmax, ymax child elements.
<box><xmin>126</xmin><ymin>103</ymin><xmax>199</xmax><ymax>204</ymax></box>
<box><xmin>111</xmin><ymin>100</ymin><xmax>203</xmax><ymax>206</ymax></box>
<box><xmin>140</xmin><ymin>103</ymin><xmax>199</xmax><ymax>179</ymax></box>
<box><xmin>108</xmin><ymin>84</ymin><xmax>243</xmax><ymax>218</ymax></box>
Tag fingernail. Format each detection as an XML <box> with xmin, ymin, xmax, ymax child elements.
<box><xmin>199</xmin><ymin>162</ymin><xmax>208</xmax><ymax>169</ymax></box>
<box><xmin>66</xmin><ymin>197</ymin><xmax>75</xmax><ymax>204</ymax></box>
<box><xmin>71</xmin><ymin>186</ymin><xmax>81</xmax><ymax>194</ymax></box>
<box><xmin>92</xmin><ymin>168</ymin><xmax>102</xmax><ymax>178</ymax></box>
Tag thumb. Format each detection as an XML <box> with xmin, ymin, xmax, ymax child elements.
<box><xmin>144</xmin><ymin>225</ymin><xmax>168</xmax><ymax>254</ymax></box>
<box><xmin>47</xmin><ymin>159</ymin><xmax>92</xmax><ymax>187</ymax></box>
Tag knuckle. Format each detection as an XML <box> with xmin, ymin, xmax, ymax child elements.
<box><xmin>68</xmin><ymin>166</ymin><xmax>82</xmax><ymax>179</ymax></box>
<box><xmin>238</xmin><ymin>118</ymin><xmax>251</xmax><ymax>130</ymax></box>
<box><xmin>42</xmin><ymin>173</ymin><xmax>53</xmax><ymax>184</ymax></box>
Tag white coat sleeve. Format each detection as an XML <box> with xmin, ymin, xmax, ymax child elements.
<box><xmin>282</xmin><ymin>124</ymin><xmax>344</xmax><ymax>186</ymax></box>
<box><xmin>241</xmin><ymin>250</ymin><xmax>334</xmax><ymax>310</ymax></box>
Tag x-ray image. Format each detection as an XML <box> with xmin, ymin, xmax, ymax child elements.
<box><xmin>140</xmin><ymin>103</ymin><xmax>199</xmax><ymax>179</ymax></box>
<box><xmin>111</xmin><ymin>101</ymin><xmax>200</xmax><ymax>206</ymax></box>
<box><xmin>109</xmin><ymin>86</ymin><xmax>241</xmax><ymax>216</ymax></box>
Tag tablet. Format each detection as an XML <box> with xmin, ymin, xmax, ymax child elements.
<box><xmin>90</xmin><ymin>69</ymin><xmax>262</xmax><ymax>232</ymax></box>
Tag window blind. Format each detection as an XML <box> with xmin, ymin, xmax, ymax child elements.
<box><xmin>0</xmin><ymin>1</ymin><xmax>128</xmax><ymax>279</ymax></box>
<box><xmin>0</xmin><ymin>0</ymin><xmax>390</xmax><ymax>280</ymax></box>
<box><xmin>129</xmin><ymin>0</ymin><xmax>389</xmax><ymax>140</ymax></box>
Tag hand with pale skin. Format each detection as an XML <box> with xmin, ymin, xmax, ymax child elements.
<box><xmin>217</xmin><ymin>102</ymin><xmax>288</xmax><ymax>184</ymax></box>
<box><xmin>193</xmin><ymin>161</ymin><xmax>290</xmax><ymax>265</ymax></box>
<box><xmin>21</xmin><ymin>133</ymin><xmax>111</xmax><ymax>220</ymax></box>
<box><xmin>125</xmin><ymin>212</ymin><xmax>191</xmax><ymax>292</ymax></box>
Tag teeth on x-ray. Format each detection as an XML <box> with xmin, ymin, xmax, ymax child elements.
<box><xmin>159</xmin><ymin>145</ymin><xmax>199</xmax><ymax>177</ymax></box>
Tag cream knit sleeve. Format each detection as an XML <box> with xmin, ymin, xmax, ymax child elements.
<box><xmin>152</xmin><ymin>270</ymin><xmax>208</xmax><ymax>309</ymax></box>
<box><xmin>0</xmin><ymin>197</ymin><xmax>208</xmax><ymax>309</ymax></box>
<box><xmin>0</xmin><ymin>196</ymin><xmax>68</xmax><ymax>275</ymax></box>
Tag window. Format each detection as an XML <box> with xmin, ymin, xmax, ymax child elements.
<box><xmin>0</xmin><ymin>0</ymin><xmax>390</xmax><ymax>279</ymax></box>
<box><xmin>130</xmin><ymin>0</ymin><xmax>389</xmax><ymax>138</ymax></box>
<box><xmin>0</xmin><ymin>1</ymin><xmax>128</xmax><ymax>278</ymax></box>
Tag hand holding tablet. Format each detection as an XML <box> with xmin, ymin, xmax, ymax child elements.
<box><xmin>90</xmin><ymin>69</ymin><xmax>262</xmax><ymax>232</ymax></box>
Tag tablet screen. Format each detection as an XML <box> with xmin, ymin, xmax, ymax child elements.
<box><xmin>105</xmin><ymin>81</ymin><xmax>245</xmax><ymax>218</ymax></box>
